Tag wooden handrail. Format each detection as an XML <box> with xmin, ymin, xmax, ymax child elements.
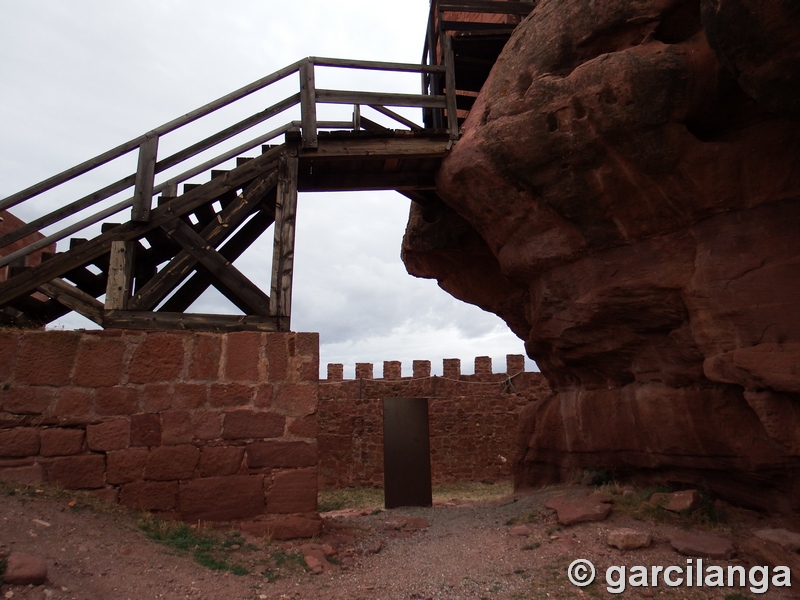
<box><xmin>0</xmin><ymin>55</ymin><xmax>455</xmax><ymax>268</ymax></box>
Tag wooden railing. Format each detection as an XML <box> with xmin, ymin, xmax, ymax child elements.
<box><xmin>421</xmin><ymin>0</ymin><xmax>535</xmax><ymax>129</ymax></box>
<box><xmin>0</xmin><ymin>57</ymin><xmax>453</xmax><ymax>270</ymax></box>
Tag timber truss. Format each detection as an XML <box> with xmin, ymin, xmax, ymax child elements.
<box><xmin>0</xmin><ymin>0</ymin><xmax>534</xmax><ymax>333</ymax></box>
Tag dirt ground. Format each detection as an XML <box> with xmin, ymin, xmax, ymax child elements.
<box><xmin>1</xmin><ymin>481</ymin><xmax>799</xmax><ymax>600</ymax></box>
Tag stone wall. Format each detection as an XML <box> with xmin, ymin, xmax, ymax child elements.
<box><xmin>0</xmin><ymin>329</ymin><xmax>320</xmax><ymax>539</ymax></box>
<box><xmin>318</xmin><ymin>355</ymin><xmax>550</xmax><ymax>489</ymax></box>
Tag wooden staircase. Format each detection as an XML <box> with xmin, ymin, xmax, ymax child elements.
<box><xmin>0</xmin><ymin>1</ymin><xmax>534</xmax><ymax>333</ymax></box>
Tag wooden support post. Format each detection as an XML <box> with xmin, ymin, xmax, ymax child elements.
<box><xmin>269</xmin><ymin>152</ymin><xmax>299</xmax><ymax>329</ymax></box>
<box><xmin>105</xmin><ymin>240</ymin><xmax>135</xmax><ymax>310</ymax></box>
<box><xmin>132</xmin><ymin>133</ymin><xmax>159</xmax><ymax>222</ymax></box>
<box><xmin>300</xmin><ymin>60</ymin><xmax>318</xmax><ymax>149</ymax></box>
<box><xmin>442</xmin><ymin>33</ymin><xmax>460</xmax><ymax>140</ymax></box>
<box><xmin>353</xmin><ymin>104</ymin><xmax>361</xmax><ymax>131</ymax></box>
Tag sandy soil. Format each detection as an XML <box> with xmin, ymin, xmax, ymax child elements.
<box><xmin>1</xmin><ymin>482</ymin><xmax>799</xmax><ymax>600</ymax></box>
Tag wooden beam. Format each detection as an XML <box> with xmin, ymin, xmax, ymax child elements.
<box><xmin>105</xmin><ymin>241</ymin><xmax>135</xmax><ymax>310</ymax></box>
<box><xmin>270</xmin><ymin>153</ymin><xmax>299</xmax><ymax>325</ymax></box>
<box><xmin>442</xmin><ymin>34</ymin><xmax>460</xmax><ymax>140</ymax></box>
<box><xmin>367</xmin><ymin>105</ymin><xmax>424</xmax><ymax>131</ymax></box>
<box><xmin>37</xmin><ymin>278</ymin><xmax>104</xmax><ymax>325</ymax></box>
<box><xmin>161</xmin><ymin>218</ymin><xmax>272</xmax><ymax>317</ymax></box>
<box><xmin>129</xmin><ymin>169</ymin><xmax>278</xmax><ymax>311</ymax></box>
<box><xmin>297</xmin><ymin>136</ymin><xmax>451</xmax><ymax>159</ymax></box>
<box><xmin>297</xmin><ymin>170</ymin><xmax>438</xmax><ymax>192</ymax></box>
<box><xmin>316</xmin><ymin>89</ymin><xmax>446</xmax><ymax>109</ymax></box>
<box><xmin>300</xmin><ymin>61</ymin><xmax>318</xmax><ymax>149</ymax></box>
<box><xmin>437</xmin><ymin>1</ymin><xmax>535</xmax><ymax>15</ymax></box>
<box><xmin>103</xmin><ymin>310</ymin><xmax>287</xmax><ymax>332</ymax></box>
<box><xmin>132</xmin><ymin>133</ymin><xmax>159</xmax><ymax>222</ymax></box>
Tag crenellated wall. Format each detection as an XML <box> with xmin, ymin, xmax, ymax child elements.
<box><xmin>318</xmin><ymin>355</ymin><xmax>551</xmax><ymax>489</ymax></box>
<box><xmin>0</xmin><ymin>328</ymin><xmax>320</xmax><ymax>539</ymax></box>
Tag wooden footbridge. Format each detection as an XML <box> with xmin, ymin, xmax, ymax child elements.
<box><xmin>0</xmin><ymin>0</ymin><xmax>534</xmax><ymax>332</ymax></box>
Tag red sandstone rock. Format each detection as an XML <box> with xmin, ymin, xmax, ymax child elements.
<box><xmin>266</xmin><ymin>469</ymin><xmax>318</xmax><ymax>514</ymax></box>
<box><xmin>48</xmin><ymin>454</ymin><xmax>106</xmax><ymax>489</ymax></box>
<box><xmin>40</xmin><ymin>428</ymin><xmax>84</xmax><ymax>456</ymax></box>
<box><xmin>544</xmin><ymin>496</ymin><xmax>612</xmax><ymax>526</ymax></box>
<box><xmin>403</xmin><ymin>0</ymin><xmax>800</xmax><ymax>510</ymax></box>
<box><xmin>144</xmin><ymin>445</ymin><xmax>199</xmax><ymax>481</ymax></box>
<box><xmin>247</xmin><ymin>441</ymin><xmax>317</xmax><ymax>469</ymax></box>
<box><xmin>753</xmin><ymin>528</ymin><xmax>800</xmax><ymax>552</ymax></box>
<box><xmin>607</xmin><ymin>528</ymin><xmax>652</xmax><ymax>551</ymax></box>
<box><xmin>0</xmin><ymin>427</ymin><xmax>40</xmax><ymax>458</ymax></box>
<box><xmin>4</xmin><ymin>552</ymin><xmax>47</xmax><ymax>585</ymax></box>
<box><xmin>670</xmin><ymin>531</ymin><xmax>734</xmax><ymax>559</ymax></box>
<box><xmin>665</xmin><ymin>490</ymin><xmax>702</xmax><ymax>512</ymax></box>
<box><xmin>198</xmin><ymin>446</ymin><xmax>245</xmax><ymax>477</ymax></box>
<box><xmin>120</xmin><ymin>480</ymin><xmax>178</xmax><ymax>512</ymax></box>
<box><xmin>86</xmin><ymin>419</ymin><xmax>130</xmax><ymax>452</ymax></box>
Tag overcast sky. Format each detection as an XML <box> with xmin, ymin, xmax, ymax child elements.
<box><xmin>0</xmin><ymin>0</ymin><xmax>537</xmax><ymax>377</ymax></box>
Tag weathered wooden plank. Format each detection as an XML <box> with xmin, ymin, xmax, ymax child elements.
<box><xmin>38</xmin><ymin>278</ymin><xmax>104</xmax><ymax>325</ymax></box>
<box><xmin>132</xmin><ymin>133</ymin><xmax>159</xmax><ymax>222</ymax></box>
<box><xmin>161</xmin><ymin>218</ymin><xmax>272</xmax><ymax>317</ymax></box>
<box><xmin>300</xmin><ymin>61</ymin><xmax>318</xmax><ymax>149</ymax></box>
<box><xmin>105</xmin><ymin>241</ymin><xmax>135</xmax><ymax>310</ymax></box>
<box><xmin>129</xmin><ymin>169</ymin><xmax>278</xmax><ymax>311</ymax></box>
<box><xmin>160</xmin><ymin>203</ymin><xmax>275</xmax><ymax>313</ymax></box>
<box><xmin>103</xmin><ymin>310</ymin><xmax>287</xmax><ymax>332</ymax></box>
<box><xmin>311</xmin><ymin>57</ymin><xmax>447</xmax><ymax>74</ymax></box>
<box><xmin>297</xmin><ymin>170</ymin><xmax>438</xmax><ymax>192</ymax></box>
<box><xmin>316</xmin><ymin>89</ymin><xmax>446</xmax><ymax>109</ymax></box>
<box><xmin>0</xmin><ymin>145</ymin><xmax>286</xmax><ymax>307</ymax></box>
<box><xmin>297</xmin><ymin>136</ymin><xmax>450</xmax><ymax>159</ymax></box>
<box><xmin>442</xmin><ymin>34</ymin><xmax>460</xmax><ymax>140</ymax></box>
<box><xmin>438</xmin><ymin>1</ymin><xmax>535</xmax><ymax>15</ymax></box>
<box><xmin>270</xmin><ymin>153</ymin><xmax>299</xmax><ymax>324</ymax></box>
<box><xmin>367</xmin><ymin>105</ymin><xmax>424</xmax><ymax>131</ymax></box>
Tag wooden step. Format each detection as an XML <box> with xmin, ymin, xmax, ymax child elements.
<box><xmin>211</xmin><ymin>170</ymin><xmax>229</xmax><ymax>179</ymax></box>
<box><xmin>101</xmin><ymin>222</ymin><xmax>122</xmax><ymax>233</ymax></box>
<box><xmin>69</xmin><ymin>238</ymin><xmax>88</xmax><ymax>250</ymax></box>
<box><xmin>236</xmin><ymin>157</ymin><xmax>254</xmax><ymax>167</ymax></box>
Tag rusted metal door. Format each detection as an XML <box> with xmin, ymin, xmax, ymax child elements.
<box><xmin>382</xmin><ymin>397</ymin><xmax>432</xmax><ymax>508</ymax></box>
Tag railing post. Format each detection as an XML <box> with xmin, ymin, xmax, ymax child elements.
<box><xmin>353</xmin><ymin>104</ymin><xmax>361</xmax><ymax>131</ymax></box>
<box><xmin>270</xmin><ymin>149</ymin><xmax>299</xmax><ymax>330</ymax></box>
<box><xmin>131</xmin><ymin>132</ymin><xmax>158</xmax><ymax>222</ymax></box>
<box><xmin>105</xmin><ymin>240</ymin><xmax>135</xmax><ymax>310</ymax></box>
<box><xmin>442</xmin><ymin>34</ymin><xmax>460</xmax><ymax>140</ymax></box>
<box><xmin>300</xmin><ymin>60</ymin><xmax>318</xmax><ymax>149</ymax></box>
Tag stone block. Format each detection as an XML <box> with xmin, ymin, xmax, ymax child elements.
<box><xmin>86</xmin><ymin>419</ymin><xmax>130</xmax><ymax>452</ymax></box>
<box><xmin>144</xmin><ymin>445</ymin><xmax>199</xmax><ymax>481</ymax></box>
<box><xmin>128</xmin><ymin>333</ymin><xmax>186</xmax><ymax>384</ymax></box>
<box><xmin>72</xmin><ymin>336</ymin><xmax>127</xmax><ymax>387</ymax></box>
<box><xmin>326</xmin><ymin>364</ymin><xmax>344</xmax><ymax>381</ymax></box>
<box><xmin>355</xmin><ymin>363</ymin><xmax>373</xmax><ymax>379</ymax></box>
<box><xmin>193</xmin><ymin>411</ymin><xmax>221</xmax><ymax>440</ymax></box>
<box><xmin>130</xmin><ymin>413</ymin><xmax>162</xmax><ymax>447</ymax></box>
<box><xmin>172</xmin><ymin>383</ymin><xmax>207</xmax><ymax>409</ymax></box>
<box><xmin>222</xmin><ymin>410</ymin><xmax>285</xmax><ymax>439</ymax></box>
<box><xmin>188</xmin><ymin>334</ymin><xmax>222</xmax><ymax>381</ymax></box>
<box><xmin>225</xmin><ymin>331</ymin><xmax>262</xmax><ymax>381</ymax></box>
<box><xmin>272</xmin><ymin>384</ymin><xmax>317</xmax><ymax>417</ymax></box>
<box><xmin>179</xmin><ymin>475</ymin><xmax>265</xmax><ymax>521</ymax></box>
<box><xmin>266</xmin><ymin>334</ymin><xmax>289</xmax><ymax>381</ymax></box>
<box><xmin>53</xmin><ymin>388</ymin><xmax>93</xmax><ymax>417</ymax></box>
<box><xmin>474</xmin><ymin>356</ymin><xmax>493</xmax><ymax>375</ymax></box>
<box><xmin>295</xmin><ymin>332</ymin><xmax>319</xmax><ymax>360</ymax></box>
<box><xmin>287</xmin><ymin>414</ymin><xmax>318</xmax><ymax>438</ymax></box>
<box><xmin>413</xmin><ymin>360</ymin><xmax>431</xmax><ymax>378</ymax></box>
<box><xmin>0</xmin><ymin>463</ymin><xmax>44</xmax><ymax>486</ymax></box>
<box><xmin>247</xmin><ymin>441</ymin><xmax>317</xmax><ymax>468</ymax></box>
<box><xmin>506</xmin><ymin>354</ymin><xmax>525</xmax><ymax>374</ymax></box>
<box><xmin>443</xmin><ymin>358</ymin><xmax>461</xmax><ymax>378</ymax></box>
<box><xmin>40</xmin><ymin>428</ymin><xmax>84</xmax><ymax>456</ymax></box>
<box><xmin>0</xmin><ymin>427</ymin><xmax>40</xmax><ymax>458</ymax></box>
<box><xmin>48</xmin><ymin>454</ymin><xmax>105</xmax><ymax>489</ymax></box>
<box><xmin>161</xmin><ymin>410</ymin><xmax>193</xmax><ymax>445</ymax></box>
<box><xmin>15</xmin><ymin>331</ymin><xmax>81</xmax><ymax>386</ymax></box>
<box><xmin>94</xmin><ymin>387</ymin><xmax>138</xmax><ymax>416</ymax></box>
<box><xmin>3</xmin><ymin>552</ymin><xmax>48</xmax><ymax>585</ymax></box>
<box><xmin>607</xmin><ymin>527</ymin><xmax>652</xmax><ymax>550</ymax></box>
<box><xmin>254</xmin><ymin>384</ymin><xmax>274</xmax><ymax>408</ymax></box>
<box><xmin>140</xmin><ymin>383</ymin><xmax>171</xmax><ymax>412</ymax></box>
<box><xmin>383</xmin><ymin>361</ymin><xmax>402</xmax><ymax>380</ymax></box>
<box><xmin>266</xmin><ymin>468</ymin><xmax>318</xmax><ymax>513</ymax></box>
<box><xmin>120</xmin><ymin>480</ymin><xmax>178</xmax><ymax>511</ymax></box>
<box><xmin>0</xmin><ymin>330</ymin><xmax>19</xmax><ymax>382</ymax></box>
<box><xmin>198</xmin><ymin>446</ymin><xmax>244</xmax><ymax>477</ymax></box>
<box><xmin>208</xmin><ymin>383</ymin><xmax>254</xmax><ymax>408</ymax></box>
<box><xmin>670</xmin><ymin>531</ymin><xmax>734</xmax><ymax>559</ymax></box>
<box><xmin>0</xmin><ymin>386</ymin><xmax>55</xmax><ymax>415</ymax></box>
<box><xmin>107</xmin><ymin>448</ymin><xmax>149</xmax><ymax>484</ymax></box>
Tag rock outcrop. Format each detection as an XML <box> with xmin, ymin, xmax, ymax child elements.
<box><xmin>402</xmin><ymin>0</ymin><xmax>800</xmax><ymax>511</ymax></box>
